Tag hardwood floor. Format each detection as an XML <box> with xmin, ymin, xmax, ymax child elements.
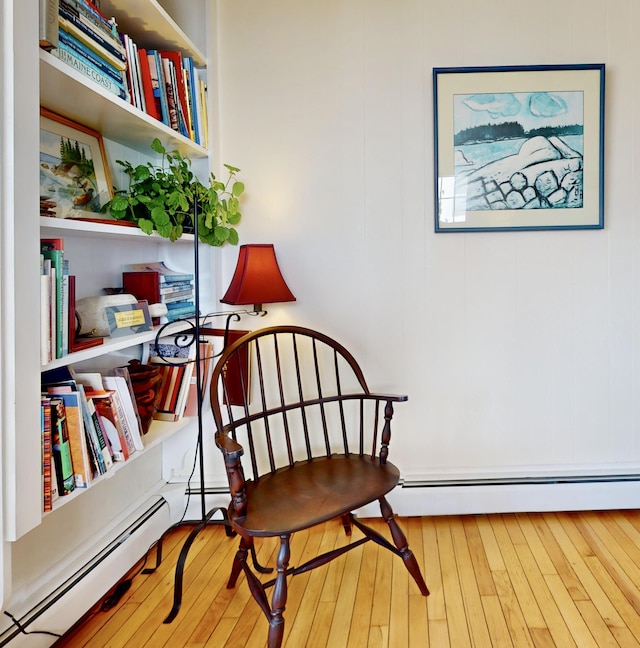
<box><xmin>54</xmin><ymin>510</ymin><xmax>640</xmax><ymax>647</ymax></box>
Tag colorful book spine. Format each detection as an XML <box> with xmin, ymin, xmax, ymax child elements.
<box><xmin>165</xmin><ymin>299</ymin><xmax>195</xmax><ymax>310</ymax></box>
<box><xmin>51</xmin><ymin>45</ymin><xmax>128</xmax><ymax>100</ymax></box>
<box><xmin>58</xmin><ymin>27</ymin><xmax>125</xmax><ymax>84</ymax></box>
<box><xmin>58</xmin><ymin>15</ymin><xmax>126</xmax><ymax>70</ymax></box>
<box><xmin>59</xmin><ymin>3</ymin><xmax>125</xmax><ymax>60</ymax></box>
<box><xmin>42</xmin><ymin>396</ymin><xmax>53</xmax><ymax>511</ymax></box>
<box><xmin>182</xmin><ymin>56</ymin><xmax>201</xmax><ymax>144</ymax></box>
<box><xmin>147</xmin><ymin>50</ymin><xmax>169</xmax><ymax>126</ymax></box>
<box><xmin>64</xmin><ymin>0</ymin><xmax>115</xmax><ymax>36</ymax></box>
<box><xmin>40</xmin><ymin>245</ymin><xmax>63</xmax><ymax>359</ymax></box>
<box><xmin>137</xmin><ymin>48</ymin><xmax>160</xmax><ymax>120</ymax></box>
<box><xmin>50</xmin><ymin>397</ymin><xmax>76</xmax><ymax>496</ymax></box>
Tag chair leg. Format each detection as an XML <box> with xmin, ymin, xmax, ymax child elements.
<box><xmin>379</xmin><ymin>496</ymin><xmax>430</xmax><ymax>596</ymax></box>
<box><xmin>227</xmin><ymin>536</ymin><xmax>250</xmax><ymax>589</ymax></box>
<box><xmin>268</xmin><ymin>535</ymin><xmax>291</xmax><ymax>648</ymax></box>
<box><xmin>340</xmin><ymin>513</ymin><xmax>353</xmax><ymax>536</ymax></box>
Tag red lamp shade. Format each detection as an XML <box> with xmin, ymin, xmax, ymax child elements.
<box><xmin>221</xmin><ymin>244</ymin><xmax>296</xmax><ymax>309</ymax></box>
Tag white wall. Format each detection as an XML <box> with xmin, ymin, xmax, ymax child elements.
<box><xmin>213</xmin><ymin>0</ymin><xmax>640</xmax><ymax>501</ymax></box>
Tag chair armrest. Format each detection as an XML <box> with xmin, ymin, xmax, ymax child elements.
<box><xmin>366</xmin><ymin>393</ymin><xmax>408</xmax><ymax>403</ymax></box>
<box><xmin>215</xmin><ymin>433</ymin><xmax>244</xmax><ymax>458</ymax></box>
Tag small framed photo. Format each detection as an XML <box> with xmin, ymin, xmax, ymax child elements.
<box><xmin>433</xmin><ymin>64</ymin><xmax>605</xmax><ymax>232</ymax></box>
<box><xmin>40</xmin><ymin>108</ymin><xmax>113</xmax><ymax>219</ymax></box>
<box><xmin>106</xmin><ymin>301</ymin><xmax>153</xmax><ymax>337</ymax></box>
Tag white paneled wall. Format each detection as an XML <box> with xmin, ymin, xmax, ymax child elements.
<box><xmin>214</xmin><ymin>0</ymin><xmax>640</xmax><ymax>509</ymax></box>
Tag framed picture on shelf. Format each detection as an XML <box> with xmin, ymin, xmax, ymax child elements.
<box><xmin>39</xmin><ymin>108</ymin><xmax>113</xmax><ymax>220</ymax></box>
<box><xmin>105</xmin><ymin>301</ymin><xmax>153</xmax><ymax>337</ymax></box>
<box><xmin>433</xmin><ymin>63</ymin><xmax>605</xmax><ymax>232</ymax></box>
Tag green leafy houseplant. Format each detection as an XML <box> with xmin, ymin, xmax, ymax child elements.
<box><xmin>103</xmin><ymin>138</ymin><xmax>244</xmax><ymax>246</ymax></box>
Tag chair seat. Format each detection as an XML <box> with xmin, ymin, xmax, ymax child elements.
<box><xmin>231</xmin><ymin>454</ymin><xmax>400</xmax><ymax>537</ymax></box>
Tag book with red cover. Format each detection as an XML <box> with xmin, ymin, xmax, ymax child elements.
<box><xmin>137</xmin><ymin>48</ymin><xmax>160</xmax><ymax>120</ymax></box>
<box><xmin>42</xmin><ymin>396</ymin><xmax>53</xmax><ymax>512</ymax></box>
<box><xmin>123</xmin><ymin>271</ymin><xmax>162</xmax><ymax>324</ymax></box>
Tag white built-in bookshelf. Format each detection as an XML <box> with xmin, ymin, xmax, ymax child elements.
<box><xmin>37</xmin><ymin>0</ymin><xmax>211</xmax><ymax>516</ymax></box>
<box><xmin>0</xmin><ymin>3</ymin><xmax>214</xmax><ymax>636</ymax></box>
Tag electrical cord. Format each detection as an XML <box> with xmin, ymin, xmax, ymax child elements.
<box><xmin>2</xmin><ymin>610</ymin><xmax>62</xmax><ymax>640</ymax></box>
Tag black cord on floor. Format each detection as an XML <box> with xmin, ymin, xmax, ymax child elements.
<box><xmin>3</xmin><ymin>610</ymin><xmax>62</xmax><ymax>639</ymax></box>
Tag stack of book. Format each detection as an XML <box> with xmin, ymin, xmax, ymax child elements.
<box><xmin>123</xmin><ymin>46</ymin><xmax>208</xmax><ymax>146</ymax></box>
<box><xmin>122</xmin><ymin>262</ymin><xmax>197</xmax><ymax>324</ymax></box>
<box><xmin>41</xmin><ymin>0</ymin><xmax>208</xmax><ymax>144</ymax></box>
<box><xmin>51</xmin><ymin>0</ymin><xmax>129</xmax><ymax>101</ymax></box>
<box><xmin>146</xmin><ymin>337</ymin><xmax>215</xmax><ymax>422</ymax></box>
<box><xmin>41</xmin><ymin>366</ymin><xmax>144</xmax><ymax>512</ymax></box>
<box><xmin>40</xmin><ymin>237</ymin><xmax>103</xmax><ymax>364</ymax></box>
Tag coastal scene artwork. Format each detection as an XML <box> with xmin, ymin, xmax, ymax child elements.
<box><xmin>39</xmin><ymin>109</ymin><xmax>112</xmax><ymax>220</ymax></box>
<box><xmin>433</xmin><ymin>65</ymin><xmax>604</xmax><ymax>232</ymax></box>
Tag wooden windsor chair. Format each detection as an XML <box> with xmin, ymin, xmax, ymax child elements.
<box><xmin>211</xmin><ymin>325</ymin><xmax>429</xmax><ymax>647</ymax></box>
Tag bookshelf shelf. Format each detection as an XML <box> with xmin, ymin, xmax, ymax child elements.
<box><xmin>99</xmin><ymin>0</ymin><xmax>206</xmax><ymax>66</ymax></box>
<box><xmin>39</xmin><ymin>51</ymin><xmax>207</xmax><ymax>158</ymax></box>
<box><xmin>40</xmin><ymin>215</ymin><xmax>196</xmax><ymax>242</ymax></box>
<box><xmin>41</xmin><ymin>320</ymin><xmax>196</xmax><ymax>370</ymax></box>
<box><xmin>46</xmin><ymin>415</ymin><xmax>192</xmax><ymax>515</ymax></box>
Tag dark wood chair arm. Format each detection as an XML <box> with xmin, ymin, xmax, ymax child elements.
<box><xmin>215</xmin><ymin>433</ymin><xmax>244</xmax><ymax>458</ymax></box>
<box><xmin>364</xmin><ymin>393</ymin><xmax>408</xmax><ymax>404</ymax></box>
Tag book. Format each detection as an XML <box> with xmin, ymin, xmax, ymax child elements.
<box><xmin>51</xmin><ymin>45</ymin><xmax>129</xmax><ymax>100</ymax></box>
<box><xmin>40</xmin><ymin>244</ymin><xmax>64</xmax><ymax>359</ymax></box>
<box><xmin>198</xmin><ymin>74</ymin><xmax>209</xmax><ymax>148</ymax></box>
<box><xmin>146</xmin><ymin>50</ymin><xmax>166</xmax><ymax>124</ymax></box>
<box><xmin>182</xmin><ymin>68</ymin><xmax>195</xmax><ymax>141</ymax></box>
<box><xmin>74</xmin><ymin>374</ymin><xmax>115</xmax><ymax>469</ymax></box>
<box><xmin>182</xmin><ymin>57</ymin><xmax>198</xmax><ymax>142</ymax></box>
<box><xmin>151</xmin><ymin>362</ymin><xmax>194</xmax><ymax>422</ymax></box>
<box><xmin>160</xmin><ymin>282</ymin><xmax>193</xmax><ymax>295</ymax></box>
<box><xmin>137</xmin><ymin>48</ymin><xmax>160</xmax><ymax>120</ymax></box>
<box><xmin>163</xmin><ymin>292</ymin><xmax>194</xmax><ymax>304</ymax></box>
<box><xmin>63</xmin><ymin>0</ymin><xmax>115</xmax><ymax>36</ymax></box>
<box><xmin>61</xmin><ymin>260</ymin><xmax>69</xmax><ymax>357</ymax></box>
<box><xmin>103</xmin><ymin>376</ymin><xmax>141</xmax><ymax>454</ymax></box>
<box><xmin>92</xmin><ymin>391</ymin><xmax>129</xmax><ymax>461</ymax></box>
<box><xmin>76</xmin><ymin>383</ymin><xmax>108</xmax><ymax>474</ymax></box>
<box><xmin>149</xmin><ymin>338</ymin><xmax>196</xmax><ymax>421</ymax></box>
<box><xmin>58</xmin><ymin>15</ymin><xmax>127</xmax><ymax>70</ymax></box>
<box><xmin>49</xmin><ymin>397</ymin><xmax>76</xmax><ymax>495</ymax></box>
<box><xmin>123</xmin><ymin>262</ymin><xmax>194</xmax><ymax>284</ymax></box>
<box><xmin>55</xmin><ymin>391</ymin><xmax>92</xmax><ymax>488</ymax></box>
<box><xmin>160</xmin><ymin>51</ymin><xmax>189</xmax><ymax>137</ymax></box>
<box><xmin>39</xmin><ymin>0</ymin><xmax>60</xmax><ymax>50</ymax></box>
<box><xmin>58</xmin><ymin>27</ymin><xmax>126</xmax><ymax>85</ymax></box>
<box><xmin>147</xmin><ymin>49</ymin><xmax>170</xmax><ymax>126</ymax></box>
<box><xmin>41</xmin><ymin>396</ymin><xmax>53</xmax><ymax>512</ymax></box>
<box><xmin>59</xmin><ymin>3</ymin><xmax>125</xmax><ymax>60</ymax></box>
<box><xmin>40</xmin><ymin>257</ymin><xmax>52</xmax><ymax>365</ymax></box>
<box><xmin>182</xmin><ymin>340</ymin><xmax>214</xmax><ymax>417</ymax></box>
<box><xmin>161</xmin><ymin>57</ymin><xmax>179</xmax><ymax>131</ymax></box>
<box><xmin>165</xmin><ymin>305</ymin><xmax>197</xmax><ymax>322</ymax></box>
<box><xmin>112</xmin><ymin>367</ymin><xmax>145</xmax><ymax>451</ymax></box>
<box><xmin>122</xmin><ymin>33</ymin><xmax>145</xmax><ymax>111</ymax></box>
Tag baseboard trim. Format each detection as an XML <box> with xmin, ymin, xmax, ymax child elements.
<box><xmin>359</xmin><ymin>476</ymin><xmax>640</xmax><ymax>517</ymax></box>
<box><xmin>0</xmin><ymin>498</ymin><xmax>170</xmax><ymax>647</ymax></box>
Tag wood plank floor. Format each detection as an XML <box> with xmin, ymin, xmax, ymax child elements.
<box><xmin>54</xmin><ymin>510</ymin><xmax>640</xmax><ymax>647</ymax></box>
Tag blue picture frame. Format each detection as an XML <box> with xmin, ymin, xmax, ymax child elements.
<box><xmin>433</xmin><ymin>64</ymin><xmax>605</xmax><ymax>232</ymax></box>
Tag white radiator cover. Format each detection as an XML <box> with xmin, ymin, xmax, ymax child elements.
<box><xmin>0</xmin><ymin>493</ymin><xmax>176</xmax><ymax>648</ymax></box>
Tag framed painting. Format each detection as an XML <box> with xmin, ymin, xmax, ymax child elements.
<box><xmin>40</xmin><ymin>108</ymin><xmax>113</xmax><ymax>219</ymax></box>
<box><xmin>433</xmin><ymin>64</ymin><xmax>605</xmax><ymax>232</ymax></box>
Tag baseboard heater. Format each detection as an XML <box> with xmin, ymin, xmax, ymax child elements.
<box><xmin>0</xmin><ymin>498</ymin><xmax>167</xmax><ymax>647</ymax></box>
<box><xmin>401</xmin><ymin>473</ymin><xmax>640</xmax><ymax>488</ymax></box>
